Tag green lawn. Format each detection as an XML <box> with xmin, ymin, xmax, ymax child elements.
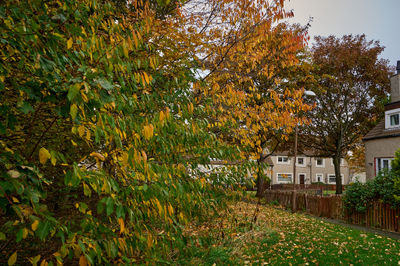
<box><xmin>178</xmin><ymin>197</ymin><xmax>400</xmax><ymax>265</ymax></box>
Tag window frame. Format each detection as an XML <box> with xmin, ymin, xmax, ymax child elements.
<box><xmin>277</xmin><ymin>156</ymin><xmax>290</xmax><ymax>165</ymax></box>
<box><xmin>315</xmin><ymin>158</ymin><xmax>325</xmax><ymax>167</ymax></box>
<box><xmin>385</xmin><ymin>109</ymin><xmax>400</xmax><ymax>129</ymax></box>
<box><xmin>376</xmin><ymin>157</ymin><xmax>394</xmax><ymax>174</ymax></box>
<box><xmin>296</xmin><ymin>157</ymin><xmax>306</xmax><ymax>167</ymax></box>
<box><xmin>327</xmin><ymin>174</ymin><xmax>344</xmax><ymax>184</ymax></box>
<box><xmin>277</xmin><ymin>173</ymin><xmax>293</xmax><ymax>183</ymax></box>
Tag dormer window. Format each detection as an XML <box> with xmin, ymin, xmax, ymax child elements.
<box><xmin>385</xmin><ymin>109</ymin><xmax>400</xmax><ymax>129</ymax></box>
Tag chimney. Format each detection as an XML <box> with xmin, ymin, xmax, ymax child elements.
<box><xmin>390</xmin><ymin>60</ymin><xmax>400</xmax><ymax>103</ymax></box>
<box><xmin>397</xmin><ymin>60</ymin><xmax>400</xmax><ymax>75</ymax></box>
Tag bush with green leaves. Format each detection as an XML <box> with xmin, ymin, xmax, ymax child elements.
<box><xmin>0</xmin><ymin>0</ymin><xmax>243</xmax><ymax>264</ymax></box>
<box><xmin>344</xmin><ymin>150</ymin><xmax>400</xmax><ymax>212</ymax></box>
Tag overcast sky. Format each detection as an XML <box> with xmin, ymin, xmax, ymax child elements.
<box><xmin>285</xmin><ymin>0</ymin><xmax>399</xmax><ymax>67</ymax></box>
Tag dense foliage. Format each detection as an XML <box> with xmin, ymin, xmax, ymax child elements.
<box><xmin>0</xmin><ymin>0</ymin><xmax>235</xmax><ymax>264</ymax></box>
<box><xmin>0</xmin><ymin>0</ymin><xmax>309</xmax><ymax>264</ymax></box>
<box><xmin>344</xmin><ymin>150</ymin><xmax>400</xmax><ymax>213</ymax></box>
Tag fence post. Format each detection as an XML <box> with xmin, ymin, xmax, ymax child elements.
<box><xmin>292</xmin><ymin>190</ymin><xmax>297</xmax><ymax>212</ymax></box>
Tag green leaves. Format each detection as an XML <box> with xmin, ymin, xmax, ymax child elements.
<box><xmin>106</xmin><ymin>197</ymin><xmax>114</xmax><ymax>216</ymax></box>
<box><xmin>36</xmin><ymin>220</ymin><xmax>51</xmax><ymax>240</ymax></box>
<box><xmin>67</xmin><ymin>83</ymin><xmax>81</xmax><ymax>101</ymax></box>
<box><xmin>20</xmin><ymin>102</ymin><xmax>34</xmax><ymax>114</ymax></box>
<box><xmin>96</xmin><ymin>78</ymin><xmax>113</xmax><ymax>91</ymax></box>
<box><xmin>0</xmin><ymin>0</ymin><xmax>231</xmax><ymax>264</ymax></box>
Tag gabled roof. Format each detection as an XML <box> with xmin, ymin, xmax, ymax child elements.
<box><xmin>264</xmin><ymin>157</ymin><xmax>274</xmax><ymax>166</ymax></box>
<box><xmin>363</xmin><ymin>119</ymin><xmax>400</xmax><ymax>141</ymax></box>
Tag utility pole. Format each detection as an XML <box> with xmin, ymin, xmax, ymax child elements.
<box><xmin>293</xmin><ymin>124</ymin><xmax>298</xmax><ymax>189</ymax></box>
<box><xmin>292</xmin><ymin>123</ymin><xmax>298</xmax><ymax>212</ymax></box>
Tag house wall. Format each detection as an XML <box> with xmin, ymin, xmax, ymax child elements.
<box><xmin>268</xmin><ymin>156</ymin><xmax>350</xmax><ymax>185</ymax></box>
<box><xmin>364</xmin><ymin>137</ymin><xmax>400</xmax><ymax>180</ymax></box>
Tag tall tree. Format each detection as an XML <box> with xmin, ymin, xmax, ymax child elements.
<box><xmin>304</xmin><ymin>34</ymin><xmax>392</xmax><ymax>194</ymax></box>
<box><xmin>172</xmin><ymin>0</ymin><xmax>314</xmax><ymax>194</ymax></box>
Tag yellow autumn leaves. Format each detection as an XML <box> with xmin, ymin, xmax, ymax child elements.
<box><xmin>142</xmin><ymin>109</ymin><xmax>170</xmax><ymax>140</ymax></box>
<box><xmin>39</xmin><ymin>147</ymin><xmax>51</xmax><ymax>164</ymax></box>
<box><xmin>143</xmin><ymin>124</ymin><xmax>154</xmax><ymax>140</ymax></box>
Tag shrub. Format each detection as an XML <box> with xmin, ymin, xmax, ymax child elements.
<box><xmin>344</xmin><ymin>149</ymin><xmax>400</xmax><ymax>212</ymax></box>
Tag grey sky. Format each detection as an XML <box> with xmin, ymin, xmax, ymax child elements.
<box><xmin>285</xmin><ymin>0</ymin><xmax>399</xmax><ymax>67</ymax></box>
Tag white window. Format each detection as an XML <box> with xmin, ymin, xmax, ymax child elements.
<box><xmin>296</xmin><ymin>157</ymin><xmax>306</xmax><ymax>167</ymax></box>
<box><xmin>316</xmin><ymin>173</ymin><xmax>324</xmax><ymax>183</ymax></box>
<box><xmin>376</xmin><ymin>158</ymin><xmax>394</xmax><ymax>173</ymax></box>
<box><xmin>316</xmin><ymin>158</ymin><xmax>325</xmax><ymax>167</ymax></box>
<box><xmin>277</xmin><ymin>156</ymin><xmax>289</xmax><ymax>164</ymax></box>
<box><xmin>385</xmin><ymin>109</ymin><xmax>400</xmax><ymax>129</ymax></box>
<box><xmin>328</xmin><ymin>174</ymin><xmax>344</xmax><ymax>184</ymax></box>
<box><xmin>277</xmin><ymin>173</ymin><xmax>292</xmax><ymax>183</ymax></box>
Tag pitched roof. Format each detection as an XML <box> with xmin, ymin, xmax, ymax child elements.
<box><xmin>363</xmin><ymin>119</ymin><xmax>400</xmax><ymax>141</ymax></box>
<box><xmin>264</xmin><ymin>157</ymin><xmax>274</xmax><ymax>166</ymax></box>
<box><xmin>271</xmin><ymin>149</ymin><xmax>324</xmax><ymax>157</ymax></box>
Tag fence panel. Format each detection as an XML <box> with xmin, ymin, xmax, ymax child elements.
<box><xmin>264</xmin><ymin>190</ymin><xmax>400</xmax><ymax>232</ymax></box>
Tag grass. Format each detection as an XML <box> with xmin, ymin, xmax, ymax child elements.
<box><xmin>177</xmin><ymin>194</ymin><xmax>400</xmax><ymax>265</ymax></box>
<box><xmin>322</xmin><ymin>190</ymin><xmax>337</xmax><ymax>196</ymax></box>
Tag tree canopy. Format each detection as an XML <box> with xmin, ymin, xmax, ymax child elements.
<box><xmin>303</xmin><ymin>34</ymin><xmax>392</xmax><ymax>194</ymax></box>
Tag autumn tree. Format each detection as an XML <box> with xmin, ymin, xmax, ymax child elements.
<box><xmin>176</xmin><ymin>0</ymin><xmax>314</xmax><ymax>195</ymax></box>
<box><xmin>203</xmin><ymin>22</ymin><xmax>313</xmax><ymax>196</ymax></box>
<box><xmin>303</xmin><ymin>34</ymin><xmax>392</xmax><ymax>194</ymax></box>
<box><xmin>346</xmin><ymin>139</ymin><xmax>366</xmax><ymax>176</ymax></box>
<box><xmin>0</xmin><ymin>0</ymin><xmax>224</xmax><ymax>264</ymax></box>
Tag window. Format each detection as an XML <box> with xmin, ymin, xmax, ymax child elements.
<box><xmin>277</xmin><ymin>173</ymin><xmax>292</xmax><ymax>183</ymax></box>
<box><xmin>390</xmin><ymin>114</ymin><xmax>399</xmax><ymax>126</ymax></box>
<box><xmin>328</xmin><ymin>174</ymin><xmax>344</xmax><ymax>184</ymax></box>
<box><xmin>297</xmin><ymin>157</ymin><xmax>306</xmax><ymax>167</ymax></box>
<box><xmin>385</xmin><ymin>109</ymin><xmax>400</xmax><ymax>129</ymax></box>
<box><xmin>277</xmin><ymin>156</ymin><xmax>289</xmax><ymax>164</ymax></box>
<box><xmin>376</xmin><ymin>158</ymin><xmax>394</xmax><ymax>173</ymax></box>
<box><xmin>316</xmin><ymin>173</ymin><xmax>324</xmax><ymax>183</ymax></box>
<box><xmin>316</xmin><ymin>158</ymin><xmax>325</xmax><ymax>167</ymax></box>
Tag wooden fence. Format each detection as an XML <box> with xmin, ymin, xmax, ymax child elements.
<box><xmin>264</xmin><ymin>190</ymin><xmax>400</xmax><ymax>232</ymax></box>
<box><xmin>270</xmin><ymin>184</ymin><xmax>345</xmax><ymax>192</ymax></box>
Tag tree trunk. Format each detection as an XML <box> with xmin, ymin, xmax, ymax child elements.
<box><xmin>255</xmin><ymin>159</ymin><xmax>264</xmax><ymax>197</ymax></box>
<box><xmin>333</xmin><ymin>155</ymin><xmax>342</xmax><ymax>194</ymax></box>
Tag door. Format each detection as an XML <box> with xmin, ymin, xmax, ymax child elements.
<box><xmin>299</xmin><ymin>174</ymin><xmax>305</xmax><ymax>185</ymax></box>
